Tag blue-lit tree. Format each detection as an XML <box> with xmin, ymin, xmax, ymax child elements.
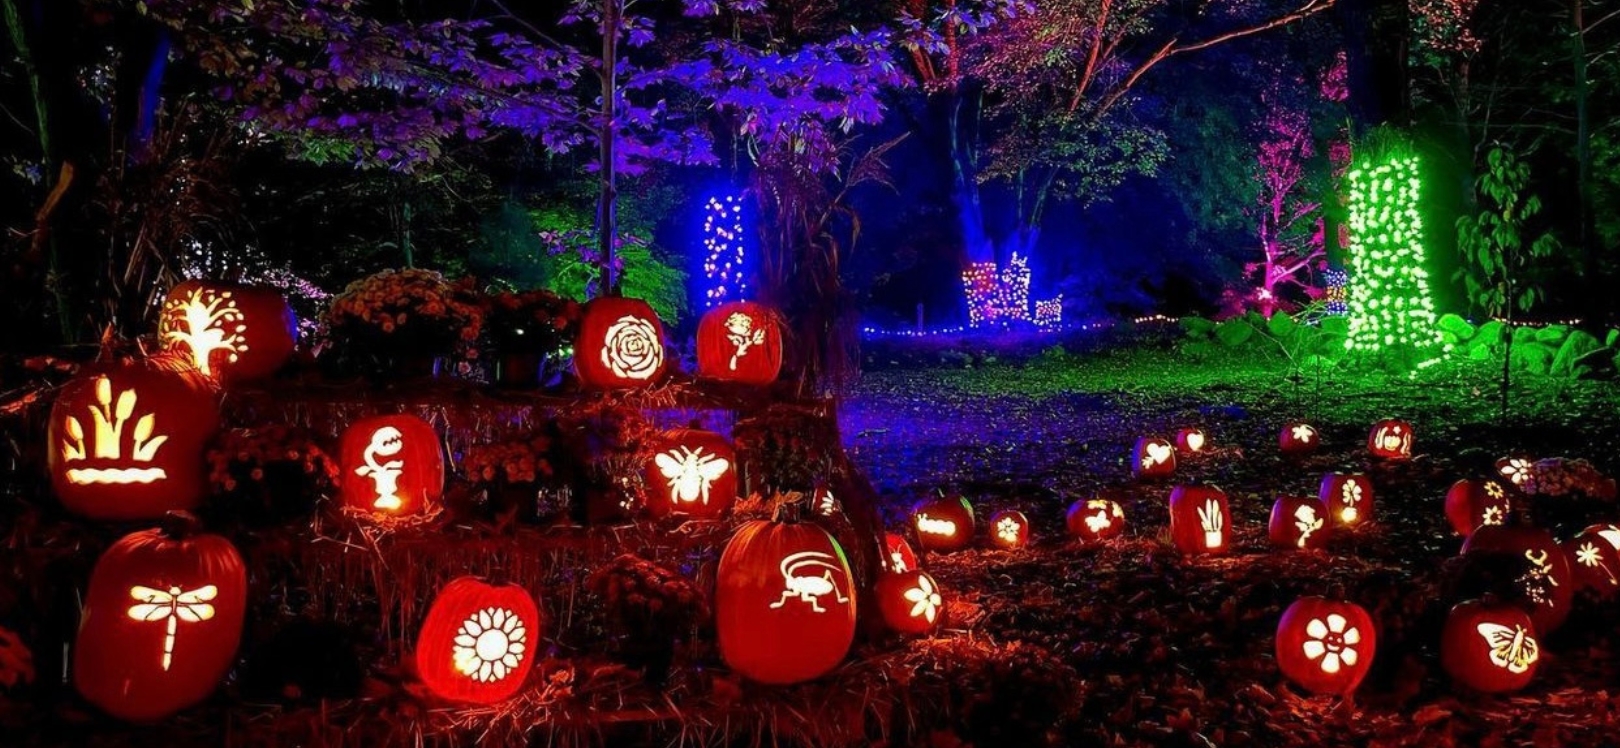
<box><xmin>700</xmin><ymin>194</ymin><xmax>748</xmax><ymax>308</ymax></box>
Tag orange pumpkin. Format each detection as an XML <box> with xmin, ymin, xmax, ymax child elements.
<box><xmin>696</xmin><ymin>301</ymin><xmax>782</xmax><ymax>385</ymax></box>
<box><xmin>642</xmin><ymin>428</ymin><xmax>736</xmax><ymax>520</ymax></box>
<box><xmin>159</xmin><ymin>280</ymin><xmax>297</xmax><ymax>382</ymax></box>
<box><xmin>1132</xmin><ymin>436</ymin><xmax>1176</xmax><ymax>479</ymax></box>
<box><xmin>715</xmin><ymin>507</ymin><xmax>856</xmax><ymax>684</ymax></box>
<box><xmin>74</xmin><ymin>513</ymin><xmax>247</xmax><ymax>721</ymax></box>
<box><xmin>574</xmin><ymin>297</ymin><xmax>666</xmax><ymax>389</ymax></box>
<box><xmin>1444</xmin><ymin>478</ymin><xmax>1513</xmax><ymax>537</ymax></box>
<box><xmin>988</xmin><ymin>509</ymin><xmax>1030</xmax><ymax>550</ymax></box>
<box><xmin>1275</xmin><ymin>597</ymin><xmax>1376</xmax><ymax>696</ymax></box>
<box><xmin>883</xmin><ymin>532</ymin><xmax>920</xmax><ymax>573</ymax></box>
<box><xmin>1563</xmin><ymin>524</ymin><xmax>1620</xmax><ymax>596</ymax></box>
<box><xmin>1495</xmin><ymin>455</ymin><xmax>1536</xmax><ymax>489</ymax></box>
<box><xmin>47</xmin><ymin>361</ymin><xmax>220</xmax><ymax>521</ymax></box>
<box><xmin>338</xmin><ymin>414</ymin><xmax>445</xmax><ymax>517</ymax></box>
<box><xmin>912</xmin><ymin>494</ymin><xmax>975</xmax><ymax>552</ymax></box>
<box><xmin>1066</xmin><ymin>498</ymin><xmax>1126</xmax><ymax>543</ymax></box>
<box><xmin>1319</xmin><ymin>473</ymin><xmax>1375</xmax><ymax>528</ymax></box>
<box><xmin>1461</xmin><ymin>524</ymin><xmax>1573</xmax><ymax>634</ymax></box>
<box><xmin>1169</xmin><ymin>485</ymin><xmax>1230</xmax><ymax>555</ymax></box>
<box><xmin>876</xmin><ymin>569</ymin><xmax>944</xmax><ymax>636</ymax></box>
<box><xmin>415</xmin><ymin>576</ymin><xmax>539</xmax><ymax>704</ymax></box>
<box><xmin>1366</xmin><ymin>419</ymin><xmax>1413</xmax><ymax>460</ymax></box>
<box><xmin>1268</xmin><ymin>495</ymin><xmax>1329</xmax><ymax>550</ymax></box>
<box><xmin>1174</xmin><ymin>428</ymin><xmax>1208</xmax><ymax>455</ymax></box>
<box><xmin>1441</xmin><ymin>599</ymin><xmax>1539</xmax><ymax>693</ymax></box>
<box><xmin>1279</xmin><ymin>422</ymin><xmax>1320</xmax><ymax>456</ymax></box>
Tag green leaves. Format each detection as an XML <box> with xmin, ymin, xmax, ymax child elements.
<box><xmin>1455</xmin><ymin>145</ymin><xmax>1562</xmax><ymax>318</ymax></box>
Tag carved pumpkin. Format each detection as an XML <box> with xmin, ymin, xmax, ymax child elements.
<box><xmin>48</xmin><ymin>361</ymin><xmax>220</xmax><ymax>521</ymax></box>
<box><xmin>1319</xmin><ymin>473</ymin><xmax>1375</xmax><ymax>528</ymax></box>
<box><xmin>1279</xmin><ymin>422</ymin><xmax>1320</xmax><ymax>456</ymax></box>
<box><xmin>812</xmin><ymin>485</ymin><xmax>842</xmax><ymax>518</ymax></box>
<box><xmin>338</xmin><ymin>414</ymin><xmax>445</xmax><ymax>517</ymax></box>
<box><xmin>415</xmin><ymin>576</ymin><xmax>539</xmax><ymax>704</ymax></box>
<box><xmin>1445</xmin><ymin>478</ymin><xmax>1514</xmax><ymax>538</ymax></box>
<box><xmin>1275</xmin><ymin>597</ymin><xmax>1376</xmax><ymax>696</ymax></box>
<box><xmin>1066</xmin><ymin>498</ymin><xmax>1126</xmax><ymax>543</ymax></box>
<box><xmin>159</xmin><ymin>280</ymin><xmax>297</xmax><ymax>383</ymax></box>
<box><xmin>883</xmin><ymin>532</ymin><xmax>920</xmax><ymax>573</ymax></box>
<box><xmin>574</xmin><ymin>297</ymin><xmax>666</xmax><ymax>389</ymax></box>
<box><xmin>715</xmin><ymin>507</ymin><xmax>856</xmax><ymax>684</ymax></box>
<box><xmin>1461</xmin><ymin>524</ymin><xmax>1574</xmax><ymax>634</ymax></box>
<box><xmin>1366</xmin><ymin>419</ymin><xmax>1413</xmax><ymax>460</ymax></box>
<box><xmin>1132</xmin><ymin>436</ymin><xmax>1176</xmax><ymax>479</ymax></box>
<box><xmin>1563</xmin><ymin>524</ymin><xmax>1620</xmax><ymax>596</ymax></box>
<box><xmin>696</xmin><ymin>301</ymin><xmax>782</xmax><ymax>385</ymax></box>
<box><xmin>1441</xmin><ymin>599</ymin><xmax>1540</xmax><ymax>694</ymax></box>
<box><xmin>876</xmin><ymin>569</ymin><xmax>945</xmax><ymax>637</ymax></box>
<box><xmin>642</xmin><ymin>428</ymin><xmax>736</xmax><ymax>520</ymax></box>
<box><xmin>1169</xmin><ymin>485</ymin><xmax>1230</xmax><ymax>555</ymax></box>
<box><xmin>912</xmin><ymin>494</ymin><xmax>975</xmax><ymax>553</ymax></box>
<box><xmin>1175</xmin><ymin>428</ymin><xmax>1207</xmax><ymax>455</ymax></box>
<box><xmin>1495</xmin><ymin>455</ymin><xmax>1536</xmax><ymax>489</ymax></box>
<box><xmin>74</xmin><ymin>514</ymin><xmax>247</xmax><ymax>721</ymax></box>
<box><xmin>1268</xmin><ymin>495</ymin><xmax>1330</xmax><ymax>550</ymax></box>
<box><xmin>988</xmin><ymin>509</ymin><xmax>1030</xmax><ymax>550</ymax></box>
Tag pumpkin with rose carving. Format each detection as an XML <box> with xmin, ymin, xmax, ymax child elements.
<box><xmin>1275</xmin><ymin>597</ymin><xmax>1376</xmax><ymax>696</ymax></box>
<box><xmin>696</xmin><ymin>301</ymin><xmax>782</xmax><ymax>385</ymax></box>
<box><xmin>574</xmin><ymin>297</ymin><xmax>666</xmax><ymax>389</ymax></box>
<box><xmin>1268</xmin><ymin>495</ymin><xmax>1330</xmax><ymax>550</ymax></box>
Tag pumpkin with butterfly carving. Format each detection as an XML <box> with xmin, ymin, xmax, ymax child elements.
<box><xmin>1441</xmin><ymin>599</ymin><xmax>1540</xmax><ymax>693</ymax></box>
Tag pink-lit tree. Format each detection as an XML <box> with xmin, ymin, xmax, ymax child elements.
<box><xmin>1248</xmin><ymin>98</ymin><xmax>1325</xmax><ymax>318</ymax></box>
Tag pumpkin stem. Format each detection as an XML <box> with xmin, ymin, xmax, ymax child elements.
<box><xmin>772</xmin><ymin>496</ymin><xmax>806</xmax><ymax>524</ymax></box>
<box><xmin>159</xmin><ymin>510</ymin><xmax>202</xmax><ymax>540</ymax></box>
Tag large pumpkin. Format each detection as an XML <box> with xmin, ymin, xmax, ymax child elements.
<box><xmin>574</xmin><ymin>297</ymin><xmax>666</xmax><ymax>389</ymax></box>
<box><xmin>338</xmin><ymin>414</ymin><xmax>445</xmax><ymax>517</ymax></box>
<box><xmin>1268</xmin><ymin>495</ymin><xmax>1329</xmax><ymax>550</ymax></box>
<box><xmin>1366</xmin><ymin>419</ymin><xmax>1414</xmax><ymax>460</ymax></box>
<box><xmin>1066</xmin><ymin>498</ymin><xmax>1126</xmax><ymax>543</ymax></box>
<box><xmin>1275</xmin><ymin>597</ymin><xmax>1376</xmax><ymax>696</ymax></box>
<box><xmin>1169</xmin><ymin>485</ymin><xmax>1230</xmax><ymax>555</ymax></box>
<box><xmin>1444</xmin><ymin>478</ymin><xmax>1513</xmax><ymax>537</ymax></box>
<box><xmin>1319</xmin><ymin>473</ymin><xmax>1375</xmax><ymax>528</ymax></box>
<box><xmin>1279</xmin><ymin>422</ymin><xmax>1320</xmax><ymax>456</ymax></box>
<box><xmin>988</xmin><ymin>509</ymin><xmax>1030</xmax><ymax>550</ymax></box>
<box><xmin>1564</xmin><ymin>524</ymin><xmax>1620</xmax><ymax>596</ymax></box>
<box><xmin>875</xmin><ymin>569</ymin><xmax>944</xmax><ymax>637</ymax></box>
<box><xmin>159</xmin><ymin>280</ymin><xmax>297</xmax><ymax>382</ymax></box>
<box><xmin>74</xmin><ymin>514</ymin><xmax>247</xmax><ymax>721</ymax></box>
<box><xmin>1132</xmin><ymin>436</ymin><xmax>1176</xmax><ymax>479</ymax></box>
<box><xmin>696</xmin><ymin>301</ymin><xmax>782</xmax><ymax>385</ymax></box>
<box><xmin>1441</xmin><ymin>599</ymin><xmax>1540</xmax><ymax>693</ymax></box>
<box><xmin>912</xmin><ymin>494</ymin><xmax>975</xmax><ymax>553</ymax></box>
<box><xmin>48</xmin><ymin>361</ymin><xmax>220</xmax><ymax>521</ymax></box>
<box><xmin>643</xmin><ymin>428</ymin><xmax>736</xmax><ymax>520</ymax></box>
<box><xmin>715</xmin><ymin>508</ymin><xmax>856</xmax><ymax>684</ymax></box>
<box><xmin>1461</xmin><ymin>524</ymin><xmax>1574</xmax><ymax>634</ymax></box>
<box><xmin>415</xmin><ymin>576</ymin><xmax>539</xmax><ymax>704</ymax></box>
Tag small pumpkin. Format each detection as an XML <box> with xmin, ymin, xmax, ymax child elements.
<box><xmin>1461</xmin><ymin>524</ymin><xmax>1574</xmax><ymax>634</ymax></box>
<box><xmin>1366</xmin><ymin>419</ymin><xmax>1413</xmax><ymax>460</ymax></box>
<box><xmin>158</xmin><ymin>280</ymin><xmax>297</xmax><ymax>382</ymax></box>
<box><xmin>415</xmin><ymin>576</ymin><xmax>540</xmax><ymax>704</ymax></box>
<box><xmin>1441</xmin><ymin>599</ymin><xmax>1540</xmax><ymax>694</ymax></box>
<box><xmin>988</xmin><ymin>509</ymin><xmax>1030</xmax><ymax>550</ymax></box>
<box><xmin>1495</xmin><ymin>455</ymin><xmax>1536</xmax><ymax>489</ymax></box>
<box><xmin>1174</xmin><ymin>428</ymin><xmax>1208</xmax><ymax>455</ymax></box>
<box><xmin>643</xmin><ymin>428</ymin><xmax>736</xmax><ymax>520</ymax></box>
<box><xmin>875</xmin><ymin>569</ymin><xmax>945</xmax><ymax>637</ymax></box>
<box><xmin>1444</xmin><ymin>478</ymin><xmax>1513</xmax><ymax>537</ymax></box>
<box><xmin>574</xmin><ymin>297</ymin><xmax>666</xmax><ymax>389</ymax></box>
<box><xmin>1169</xmin><ymin>485</ymin><xmax>1230</xmax><ymax>555</ymax></box>
<box><xmin>1268</xmin><ymin>495</ymin><xmax>1329</xmax><ymax>550</ymax></box>
<box><xmin>1319</xmin><ymin>473</ymin><xmax>1375</xmax><ymax>528</ymax></box>
<box><xmin>1275</xmin><ymin>597</ymin><xmax>1376</xmax><ymax>696</ymax></box>
<box><xmin>1279</xmin><ymin>422</ymin><xmax>1320</xmax><ymax>456</ymax></box>
<box><xmin>1563</xmin><ymin>524</ymin><xmax>1620</xmax><ymax>596</ymax></box>
<box><xmin>883</xmin><ymin>532</ymin><xmax>920</xmax><ymax>573</ymax></box>
<box><xmin>1066</xmin><ymin>498</ymin><xmax>1126</xmax><ymax>543</ymax></box>
<box><xmin>696</xmin><ymin>301</ymin><xmax>782</xmax><ymax>385</ymax></box>
<box><xmin>74</xmin><ymin>513</ymin><xmax>247</xmax><ymax>721</ymax></box>
<box><xmin>338</xmin><ymin>414</ymin><xmax>445</xmax><ymax>517</ymax></box>
<box><xmin>1132</xmin><ymin>436</ymin><xmax>1177</xmax><ymax>479</ymax></box>
<box><xmin>912</xmin><ymin>494</ymin><xmax>975</xmax><ymax>553</ymax></box>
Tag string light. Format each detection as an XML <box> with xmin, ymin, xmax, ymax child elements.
<box><xmin>962</xmin><ymin>261</ymin><xmax>999</xmax><ymax>326</ymax></box>
<box><xmin>1343</xmin><ymin>150</ymin><xmax>1441</xmax><ymax>358</ymax></box>
<box><xmin>1034</xmin><ymin>296</ymin><xmax>1064</xmax><ymax>327</ymax></box>
<box><xmin>701</xmin><ymin>194</ymin><xmax>747</xmax><ymax>308</ymax></box>
<box><xmin>962</xmin><ymin>253</ymin><xmax>1045</xmax><ymax>326</ymax></box>
<box><xmin>1322</xmin><ymin>269</ymin><xmax>1348</xmax><ymax>316</ymax></box>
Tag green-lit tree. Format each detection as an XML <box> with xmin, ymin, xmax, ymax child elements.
<box><xmin>1342</xmin><ymin>131</ymin><xmax>1442</xmax><ymax>367</ymax></box>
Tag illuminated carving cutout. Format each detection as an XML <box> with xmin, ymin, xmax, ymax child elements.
<box><xmin>724</xmin><ymin>312</ymin><xmax>765</xmax><ymax>371</ymax></box>
<box><xmin>916</xmin><ymin>514</ymin><xmax>956</xmax><ymax>537</ymax></box>
<box><xmin>126</xmin><ymin>584</ymin><xmax>218</xmax><ymax>671</ymax></box>
<box><xmin>1184</xmin><ymin>431</ymin><xmax>1205</xmax><ymax>452</ymax></box>
<box><xmin>996</xmin><ymin>517</ymin><xmax>1021</xmax><ymax>544</ymax></box>
<box><xmin>1576</xmin><ymin>543</ymin><xmax>1603</xmax><ymax>568</ymax></box>
<box><xmin>904</xmin><ymin>575</ymin><xmax>942</xmax><ymax>623</ymax></box>
<box><xmin>1293</xmin><ymin>505</ymin><xmax>1323</xmax><ymax>548</ymax></box>
<box><xmin>354</xmin><ymin>426</ymin><xmax>406</xmax><ymax>511</ymax></box>
<box><xmin>890</xmin><ymin>550</ymin><xmax>907</xmax><ymax>570</ymax></box>
<box><xmin>1143</xmin><ymin>442</ymin><xmax>1172</xmax><ymax>468</ymax></box>
<box><xmin>1477</xmin><ymin>622</ymin><xmax>1538</xmax><ymax>674</ymax></box>
<box><xmin>452</xmin><ymin>606</ymin><xmax>528</xmax><ymax>683</ymax></box>
<box><xmin>1292</xmin><ymin>425</ymin><xmax>1315</xmax><ymax>443</ymax></box>
<box><xmin>769</xmin><ymin>551</ymin><xmax>850</xmax><ymax>613</ymax></box>
<box><xmin>1084</xmin><ymin>501</ymin><xmax>1115</xmax><ymax>534</ymax></box>
<box><xmin>1518</xmin><ymin>550</ymin><xmax>1560</xmax><ymax>607</ymax></box>
<box><xmin>1302</xmin><ymin>614</ymin><xmax>1360</xmax><ymax>674</ymax></box>
<box><xmin>816</xmin><ymin>488</ymin><xmax>840</xmax><ymax>516</ymax></box>
<box><xmin>161</xmin><ymin>287</ymin><xmax>246</xmax><ymax>377</ymax></box>
<box><xmin>654</xmin><ymin>445</ymin><xmax>730</xmax><ymax>505</ymax></box>
<box><xmin>60</xmin><ymin>376</ymin><xmax>170</xmax><ymax>485</ymax></box>
<box><xmin>1198</xmin><ymin>499</ymin><xmax>1224</xmax><ymax>548</ymax></box>
<box><xmin>600</xmin><ymin>315</ymin><xmax>663</xmax><ymax>380</ymax></box>
<box><xmin>1499</xmin><ymin>457</ymin><xmax>1534</xmax><ymax>486</ymax></box>
<box><xmin>1339</xmin><ymin>482</ymin><xmax>1362</xmax><ymax>523</ymax></box>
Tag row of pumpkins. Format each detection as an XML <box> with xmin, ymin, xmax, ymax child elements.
<box><xmin>149</xmin><ymin>279</ymin><xmax>785</xmax><ymax>387</ymax></box>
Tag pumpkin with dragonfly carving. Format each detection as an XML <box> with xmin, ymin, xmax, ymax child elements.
<box><xmin>642</xmin><ymin>428</ymin><xmax>736</xmax><ymax>520</ymax></box>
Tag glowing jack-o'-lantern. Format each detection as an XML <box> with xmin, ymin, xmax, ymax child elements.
<box><xmin>1268</xmin><ymin>495</ymin><xmax>1330</xmax><ymax>550</ymax></box>
<box><xmin>74</xmin><ymin>514</ymin><xmax>247</xmax><ymax>721</ymax></box>
<box><xmin>574</xmin><ymin>297</ymin><xmax>666</xmax><ymax>389</ymax></box>
<box><xmin>415</xmin><ymin>576</ymin><xmax>539</xmax><ymax>704</ymax></box>
<box><xmin>48</xmin><ymin>362</ymin><xmax>220</xmax><ymax>521</ymax></box>
<box><xmin>1169</xmin><ymin>485</ymin><xmax>1230</xmax><ymax>555</ymax></box>
<box><xmin>158</xmin><ymin>280</ymin><xmax>297</xmax><ymax>382</ymax></box>
<box><xmin>1495</xmin><ymin>456</ymin><xmax>1536</xmax><ymax>488</ymax></box>
<box><xmin>1175</xmin><ymin>428</ymin><xmax>1208</xmax><ymax>455</ymax></box>
<box><xmin>988</xmin><ymin>509</ymin><xmax>1030</xmax><ymax>550</ymax></box>
<box><xmin>884</xmin><ymin>532</ymin><xmax>920</xmax><ymax>573</ymax></box>
<box><xmin>1441</xmin><ymin>599</ymin><xmax>1540</xmax><ymax>693</ymax></box>
<box><xmin>1319</xmin><ymin>473</ymin><xmax>1375</xmax><ymax>528</ymax></box>
<box><xmin>338</xmin><ymin>414</ymin><xmax>444</xmax><ymax>517</ymax></box>
<box><xmin>1132</xmin><ymin>436</ymin><xmax>1177</xmax><ymax>479</ymax></box>
<box><xmin>1366</xmin><ymin>419</ymin><xmax>1414</xmax><ymax>460</ymax></box>
<box><xmin>912</xmin><ymin>494</ymin><xmax>975</xmax><ymax>552</ymax></box>
<box><xmin>1066</xmin><ymin>498</ymin><xmax>1126</xmax><ymax>543</ymax></box>
<box><xmin>716</xmin><ymin>506</ymin><xmax>856</xmax><ymax>684</ymax></box>
<box><xmin>876</xmin><ymin>569</ymin><xmax>944</xmax><ymax>637</ymax></box>
<box><xmin>1279</xmin><ymin>422</ymin><xmax>1320</xmax><ymax>456</ymax></box>
<box><xmin>642</xmin><ymin>428</ymin><xmax>736</xmax><ymax>520</ymax></box>
<box><xmin>1275</xmin><ymin>597</ymin><xmax>1376</xmax><ymax>696</ymax></box>
<box><xmin>1462</xmin><ymin>524</ymin><xmax>1574</xmax><ymax>634</ymax></box>
<box><xmin>1445</xmin><ymin>478</ymin><xmax>1514</xmax><ymax>538</ymax></box>
<box><xmin>696</xmin><ymin>301</ymin><xmax>782</xmax><ymax>385</ymax></box>
<box><xmin>1564</xmin><ymin>524</ymin><xmax>1620</xmax><ymax>596</ymax></box>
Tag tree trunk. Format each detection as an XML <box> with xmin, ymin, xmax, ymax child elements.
<box><xmin>2</xmin><ymin>0</ymin><xmax>72</xmax><ymax>343</ymax></box>
<box><xmin>596</xmin><ymin>0</ymin><xmax>621</xmax><ymax>297</ymax></box>
<box><xmin>1570</xmin><ymin>0</ymin><xmax>1596</xmax><ymax>312</ymax></box>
